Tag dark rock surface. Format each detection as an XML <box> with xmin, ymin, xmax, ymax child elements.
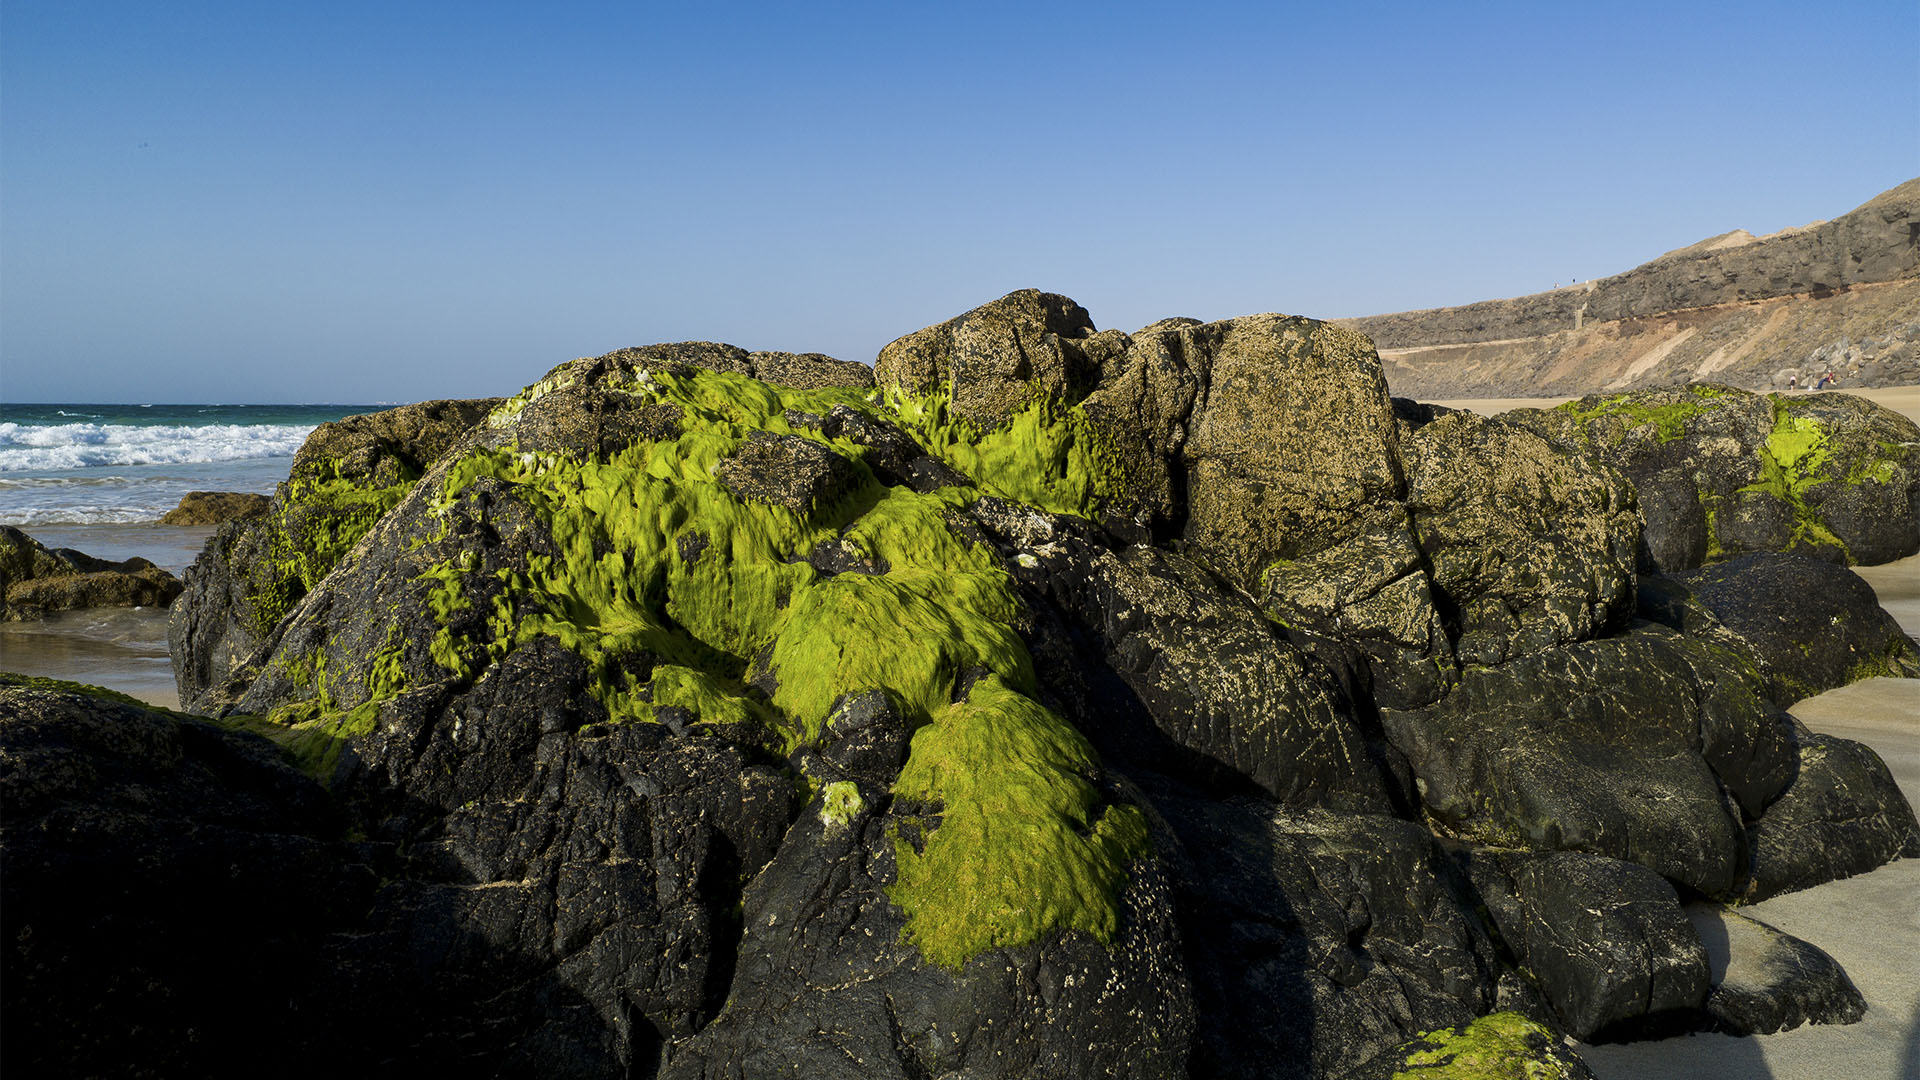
<box><xmin>14</xmin><ymin>291</ymin><xmax>1919</xmax><ymax>1078</ymax></box>
<box><xmin>0</xmin><ymin>682</ymin><xmax>365</xmax><ymax>1078</ymax></box>
<box><xmin>158</xmin><ymin>489</ymin><xmax>270</xmax><ymax>525</ymax></box>
<box><xmin>1640</xmin><ymin>552</ymin><xmax>1920</xmax><ymax>706</ymax></box>
<box><xmin>0</xmin><ymin>524</ymin><xmax>184</xmax><ymax>619</ymax></box>
<box><xmin>1742</xmin><ymin>725</ymin><xmax>1920</xmax><ymax>902</ymax></box>
<box><xmin>1466</xmin><ymin>850</ymin><xmax>1708</xmax><ymax>1042</ymax></box>
<box><xmin>1685</xmin><ymin>903</ymin><xmax>1866</xmax><ymax>1036</ymax></box>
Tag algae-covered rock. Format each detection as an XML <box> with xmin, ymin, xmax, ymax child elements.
<box><xmin>157</xmin><ymin>490</ymin><xmax>270</xmax><ymax>525</ymax></box>
<box><xmin>874</xmin><ymin>288</ymin><xmax>1107</xmax><ymax>430</ymax></box>
<box><xmin>1506</xmin><ymin>384</ymin><xmax>1920</xmax><ymax>570</ymax></box>
<box><xmin>1349</xmin><ymin>1011</ymin><xmax>1596</xmax><ymax>1079</ymax></box>
<box><xmin>0</xmin><ymin>524</ymin><xmax>184</xmax><ymax>619</ymax></box>
<box><xmin>108</xmin><ymin>290</ymin><xmax>1920</xmax><ymax>1077</ymax></box>
<box><xmin>168</xmin><ymin>397</ymin><xmax>503</xmax><ymax>712</ymax></box>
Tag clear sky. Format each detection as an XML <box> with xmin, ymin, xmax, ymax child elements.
<box><xmin>3</xmin><ymin>1</ymin><xmax>1915</xmax><ymax>403</ymax></box>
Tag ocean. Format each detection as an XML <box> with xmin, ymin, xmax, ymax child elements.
<box><xmin>0</xmin><ymin>402</ymin><xmax>384</xmax><ymax>707</ymax></box>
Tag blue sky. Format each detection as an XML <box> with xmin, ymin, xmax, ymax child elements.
<box><xmin>3</xmin><ymin>1</ymin><xmax>1915</xmax><ymax>403</ymax></box>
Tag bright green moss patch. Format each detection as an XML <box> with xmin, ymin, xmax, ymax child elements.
<box><xmin>819</xmin><ymin>780</ymin><xmax>864</xmax><ymax>829</ymax></box>
<box><xmin>1555</xmin><ymin>392</ymin><xmax>1707</xmax><ymax>444</ymax></box>
<box><xmin>885</xmin><ymin>384</ymin><xmax>1126</xmax><ymax>518</ymax></box>
<box><xmin>887</xmin><ymin>673</ymin><xmax>1151</xmax><ymax>970</ymax></box>
<box><xmin>1390</xmin><ymin>1012</ymin><xmax>1583</xmax><ymax>1079</ymax></box>
<box><xmin>1727</xmin><ymin>402</ymin><xmax>1851</xmax><ymax>560</ymax></box>
<box><xmin>247</xmin><ymin>469</ymin><xmax>418</xmax><ymax>635</ymax></box>
<box><xmin>398</xmin><ymin>365</ymin><xmax>1150</xmax><ymax>969</ymax></box>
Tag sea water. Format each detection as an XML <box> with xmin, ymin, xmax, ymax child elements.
<box><xmin>0</xmin><ymin>402</ymin><xmax>384</xmax><ymax>706</ymax></box>
<box><xmin>0</xmin><ymin>403</ymin><xmax>384</xmax><ymax>525</ymax></box>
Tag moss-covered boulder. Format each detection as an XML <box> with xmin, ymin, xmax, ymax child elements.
<box><xmin>168</xmin><ymin>397</ymin><xmax>502</xmax><ymax>712</ymax></box>
<box><xmin>0</xmin><ymin>525</ymin><xmax>183</xmax><ymax>619</ymax></box>
<box><xmin>157</xmin><ymin>490</ymin><xmax>270</xmax><ymax>525</ymax></box>
<box><xmin>1506</xmin><ymin>384</ymin><xmax>1920</xmax><ymax>571</ymax></box>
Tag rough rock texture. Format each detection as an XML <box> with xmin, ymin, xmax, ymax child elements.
<box><xmin>0</xmin><ymin>681</ymin><xmax>367</xmax><ymax>1078</ymax></box>
<box><xmin>1640</xmin><ymin>553</ymin><xmax>1920</xmax><ymax>706</ymax></box>
<box><xmin>1684</xmin><ymin>904</ymin><xmax>1866</xmax><ymax>1035</ymax></box>
<box><xmin>158</xmin><ymin>490</ymin><xmax>271</xmax><ymax>525</ymax></box>
<box><xmin>0</xmin><ymin>524</ymin><xmax>184</xmax><ymax>619</ymax></box>
<box><xmin>24</xmin><ymin>290</ymin><xmax>1920</xmax><ymax>1078</ymax></box>
<box><xmin>1505</xmin><ymin>384</ymin><xmax>1920</xmax><ymax>571</ymax></box>
<box><xmin>1384</xmin><ymin>625</ymin><xmax>1796</xmax><ymax>896</ymax></box>
<box><xmin>168</xmin><ymin>398</ymin><xmax>503</xmax><ymax>712</ymax></box>
<box><xmin>1346</xmin><ymin>179</ymin><xmax>1920</xmax><ymax>396</ymax></box>
<box><xmin>1466</xmin><ymin>851</ymin><xmax>1709</xmax><ymax>1041</ymax></box>
<box><xmin>1742</xmin><ymin>725</ymin><xmax>1920</xmax><ymax>902</ymax></box>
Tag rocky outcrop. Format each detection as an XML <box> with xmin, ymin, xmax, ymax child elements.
<box><xmin>168</xmin><ymin>398</ymin><xmax>503</xmax><ymax>712</ymax></box>
<box><xmin>1504</xmin><ymin>384</ymin><xmax>1920</xmax><ymax>571</ymax></box>
<box><xmin>16</xmin><ymin>291</ymin><xmax>1915</xmax><ymax>1077</ymax></box>
<box><xmin>0</xmin><ymin>525</ymin><xmax>183</xmax><ymax>619</ymax></box>
<box><xmin>1344</xmin><ymin>179</ymin><xmax>1920</xmax><ymax>397</ymax></box>
<box><xmin>158</xmin><ymin>490</ymin><xmax>270</xmax><ymax>525</ymax></box>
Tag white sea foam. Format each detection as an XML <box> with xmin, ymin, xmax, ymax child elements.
<box><xmin>0</xmin><ymin>422</ymin><xmax>317</xmax><ymax>472</ymax></box>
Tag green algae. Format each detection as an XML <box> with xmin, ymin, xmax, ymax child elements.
<box><xmin>391</xmin><ymin>365</ymin><xmax>1150</xmax><ymax>969</ymax></box>
<box><xmin>1555</xmin><ymin>391</ymin><xmax>1708</xmax><ymax>444</ymax></box>
<box><xmin>885</xmin><ymin>383</ymin><xmax>1127</xmax><ymax>518</ymax></box>
<box><xmin>1390</xmin><ymin>1012</ymin><xmax>1583</xmax><ymax>1079</ymax></box>
<box><xmin>246</xmin><ymin>469</ymin><xmax>418</xmax><ymax>635</ymax></box>
<box><xmin>887</xmin><ymin>673</ymin><xmax>1151</xmax><ymax>970</ymax></box>
<box><xmin>818</xmin><ymin>780</ymin><xmax>864</xmax><ymax>829</ymax></box>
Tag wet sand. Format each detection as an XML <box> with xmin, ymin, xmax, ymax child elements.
<box><xmin>0</xmin><ymin>524</ymin><xmax>211</xmax><ymax>710</ymax></box>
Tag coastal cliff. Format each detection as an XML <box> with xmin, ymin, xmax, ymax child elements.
<box><xmin>7</xmin><ymin>291</ymin><xmax>1920</xmax><ymax>1079</ymax></box>
<box><xmin>1343</xmin><ymin>179</ymin><xmax>1920</xmax><ymax>397</ymax></box>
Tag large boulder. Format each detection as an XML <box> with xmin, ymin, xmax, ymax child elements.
<box><xmin>0</xmin><ymin>525</ymin><xmax>183</xmax><ymax>619</ymax></box>
<box><xmin>874</xmin><ymin>289</ymin><xmax>1109</xmax><ymax>430</ymax></box>
<box><xmin>1466</xmin><ymin>850</ymin><xmax>1708</xmax><ymax>1041</ymax></box>
<box><xmin>1506</xmin><ymin>384</ymin><xmax>1920</xmax><ymax>571</ymax></box>
<box><xmin>0</xmin><ymin>680</ymin><xmax>365</xmax><ymax>1078</ymax></box>
<box><xmin>1399</xmin><ymin>411</ymin><xmax>1639</xmax><ymax>666</ymax></box>
<box><xmin>1383</xmin><ymin>626</ymin><xmax>1794</xmax><ymax>896</ymax></box>
<box><xmin>1684</xmin><ymin>903</ymin><xmax>1865</xmax><ymax>1035</ymax></box>
<box><xmin>1743</xmin><ymin>725</ymin><xmax>1920</xmax><ymax>902</ymax></box>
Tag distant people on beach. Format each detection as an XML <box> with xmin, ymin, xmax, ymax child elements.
<box><xmin>1788</xmin><ymin>374</ymin><xmax>1798</xmax><ymax>390</ymax></box>
<box><xmin>1814</xmin><ymin>369</ymin><xmax>1837</xmax><ymax>390</ymax></box>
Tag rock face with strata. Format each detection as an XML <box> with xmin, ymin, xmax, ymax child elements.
<box><xmin>1346</xmin><ymin>178</ymin><xmax>1920</xmax><ymax>397</ymax></box>
<box><xmin>8</xmin><ymin>291</ymin><xmax>1917</xmax><ymax>1079</ymax></box>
